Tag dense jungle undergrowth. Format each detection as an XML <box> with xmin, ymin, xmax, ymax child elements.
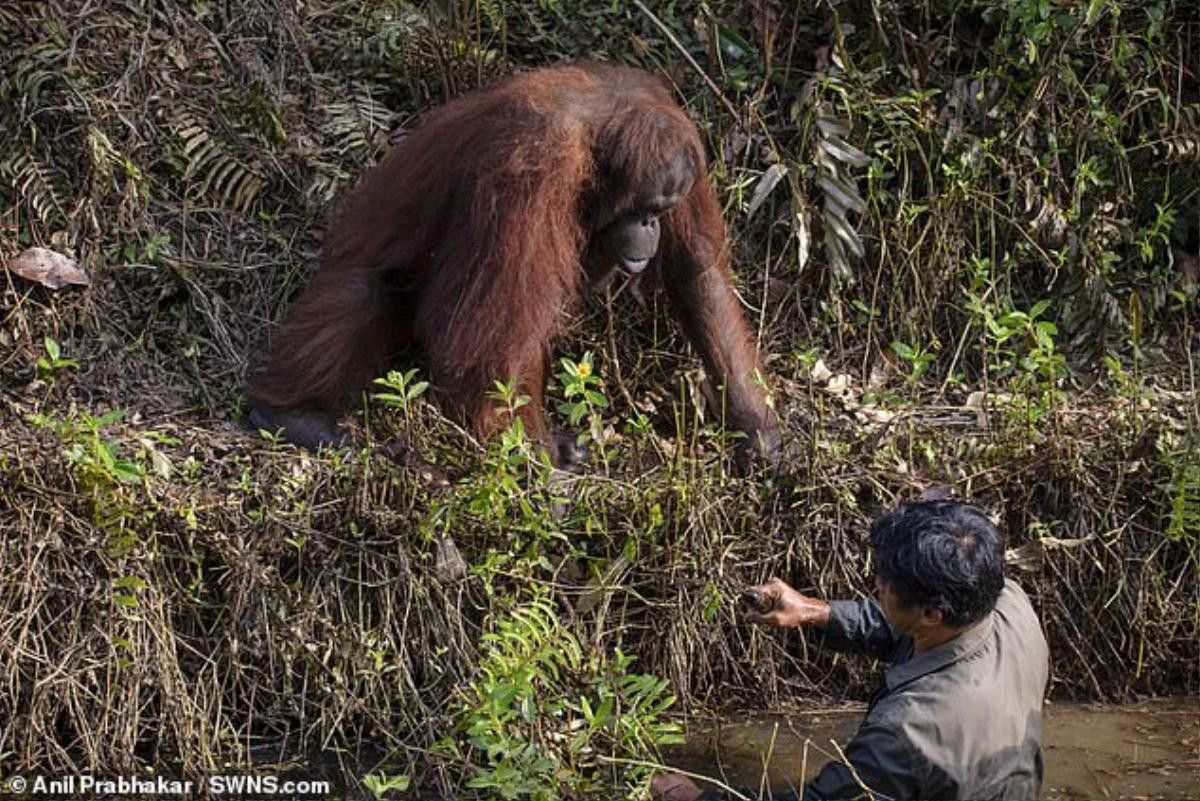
<box><xmin>1</xmin><ymin>0</ymin><xmax>1197</xmax><ymax>797</ymax></box>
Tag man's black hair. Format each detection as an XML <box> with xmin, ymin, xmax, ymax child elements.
<box><xmin>869</xmin><ymin>499</ymin><xmax>1005</xmax><ymax>627</ymax></box>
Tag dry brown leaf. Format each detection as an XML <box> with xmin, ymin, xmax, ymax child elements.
<box><xmin>7</xmin><ymin>247</ymin><xmax>90</xmax><ymax>289</ymax></box>
<box><xmin>810</xmin><ymin>358</ymin><xmax>833</xmax><ymax>384</ymax></box>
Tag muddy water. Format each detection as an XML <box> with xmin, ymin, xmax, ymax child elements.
<box><xmin>666</xmin><ymin>699</ymin><xmax>1199</xmax><ymax>800</ymax></box>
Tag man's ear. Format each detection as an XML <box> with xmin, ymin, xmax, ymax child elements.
<box><xmin>920</xmin><ymin>605</ymin><xmax>945</xmax><ymax>627</ymax></box>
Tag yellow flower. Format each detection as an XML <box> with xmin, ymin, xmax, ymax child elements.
<box><xmin>576</xmin><ymin>361</ymin><xmax>592</xmax><ymax>379</ymax></box>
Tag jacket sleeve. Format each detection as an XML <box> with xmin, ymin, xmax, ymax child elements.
<box><xmin>802</xmin><ymin>721</ymin><xmax>925</xmax><ymax>801</ymax></box>
<box><xmin>821</xmin><ymin>599</ymin><xmax>907</xmax><ymax>661</ymax></box>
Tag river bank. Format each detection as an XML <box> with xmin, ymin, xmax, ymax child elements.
<box><xmin>667</xmin><ymin>700</ymin><xmax>1200</xmax><ymax>800</ymax></box>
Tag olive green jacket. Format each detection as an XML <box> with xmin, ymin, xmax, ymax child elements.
<box><xmin>804</xmin><ymin>579</ymin><xmax>1050</xmax><ymax>801</ymax></box>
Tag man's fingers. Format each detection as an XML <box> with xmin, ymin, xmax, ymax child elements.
<box><xmin>740</xmin><ymin>578</ymin><xmax>791</xmax><ymax>624</ymax></box>
<box><xmin>752</xmin><ymin>577</ymin><xmax>786</xmax><ymax>595</ymax></box>
<box><xmin>745</xmin><ymin>610</ymin><xmax>785</xmax><ymax>627</ymax></box>
<box><xmin>752</xmin><ymin>577</ymin><xmax>792</xmax><ymax>604</ymax></box>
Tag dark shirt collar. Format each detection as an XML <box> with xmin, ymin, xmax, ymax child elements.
<box><xmin>885</xmin><ymin>613</ymin><xmax>995</xmax><ymax>691</ymax></box>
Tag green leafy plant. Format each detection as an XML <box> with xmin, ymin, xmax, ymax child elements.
<box><xmin>475</xmin><ymin>380</ymin><xmax>546</xmax><ymax>505</ymax></box>
<box><xmin>421</xmin><ymin>380</ymin><xmax>563</xmax><ymax>576</ymax></box>
<box><xmin>890</xmin><ymin>339</ymin><xmax>937</xmax><ymax>386</ymax></box>
<box><xmin>122</xmin><ymin>231</ymin><xmax>171</xmax><ymax>264</ymax></box>
<box><xmin>969</xmin><ymin>295</ymin><xmax>1066</xmax><ymax>431</ymax></box>
<box><xmin>30</xmin><ymin>409</ymin><xmax>144</xmax><ymax>485</ymax></box>
<box><xmin>36</xmin><ymin>336</ymin><xmax>78</xmax><ymax>381</ymax></box>
<box><xmin>556</xmin><ymin>352</ymin><xmax>609</xmax><ymax>453</ymax></box>
<box><xmin>1133</xmin><ymin>202</ymin><xmax>1176</xmax><ymax>265</ymax></box>
<box><xmin>1163</xmin><ymin>447</ymin><xmax>1200</xmax><ymax>543</ymax></box>
<box><xmin>27</xmin><ymin>409</ymin><xmax>154</xmax><ymax>555</ymax></box>
<box><xmin>112</xmin><ymin>574</ymin><xmax>147</xmax><ymax>610</ymax></box>
<box><xmin>374</xmin><ymin>367</ymin><xmax>431</xmax><ymax>427</ymax></box>
<box><xmin>374</xmin><ymin>368</ymin><xmax>430</xmax><ymax>411</ymax></box>
<box><xmin>454</xmin><ymin>596</ymin><xmax>682</xmax><ymax>800</ymax></box>
<box><xmin>362</xmin><ymin>772</ymin><xmax>411</xmax><ymax>799</ymax></box>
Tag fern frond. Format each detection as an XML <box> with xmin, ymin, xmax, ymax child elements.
<box><xmin>173</xmin><ymin>114</ymin><xmax>266</xmax><ymax>213</ymax></box>
<box><xmin>1</xmin><ymin>40</ymin><xmax>70</xmax><ymax>108</ymax></box>
<box><xmin>3</xmin><ymin>151</ymin><xmax>69</xmax><ymax>226</ymax></box>
<box><xmin>306</xmin><ymin>85</ymin><xmax>395</xmax><ymax>203</ymax></box>
<box><xmin>1165</xmin><ymin>456</ymin><xmax>1200</xmax><ymax>543</ymax></box>
<box><xmin>814</xmin><ymin>111</ymin><xmax>869</xmax><ymax>283</ymax></box>
<box><xmin>478</xmin><ymin>0</ymin><xmax>504</xmax><ymax>29</ymax></box>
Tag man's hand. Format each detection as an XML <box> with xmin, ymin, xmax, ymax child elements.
<box><xmin>649</xmin><ymin>773</ymin><xmax>703</xmax><ymax>800</ymax></box>
<box><xmin>741</xmin><ymin>578</ymin><xmax>831</xmax><ymax>628</ymax></box>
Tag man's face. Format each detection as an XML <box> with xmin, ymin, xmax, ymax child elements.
<box><xmin>875</xmin><ymin>575</ymin><xmax>942</xmax><ymax>637</ymax></box>
<box><xmin>875</xmin><ymin>575</ymin><xmax>916</xmax><ymax>633</ymax></box>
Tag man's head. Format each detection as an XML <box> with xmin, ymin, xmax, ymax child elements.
<box><xmin>870</xmin><ymin>500</ymin><xmax>1005</xmax><ymax>632</ymax></box>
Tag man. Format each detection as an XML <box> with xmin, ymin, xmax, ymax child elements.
<box><xmin>651</xmin><ymin>499</ymin><xmax>1049</xmax><ymax>801</ymax></box>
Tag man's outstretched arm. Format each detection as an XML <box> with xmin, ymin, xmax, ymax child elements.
<box><xmin>744</xmin><ymin>578</ymin><xmax>905</xmax><ymax>662</ymax></box>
